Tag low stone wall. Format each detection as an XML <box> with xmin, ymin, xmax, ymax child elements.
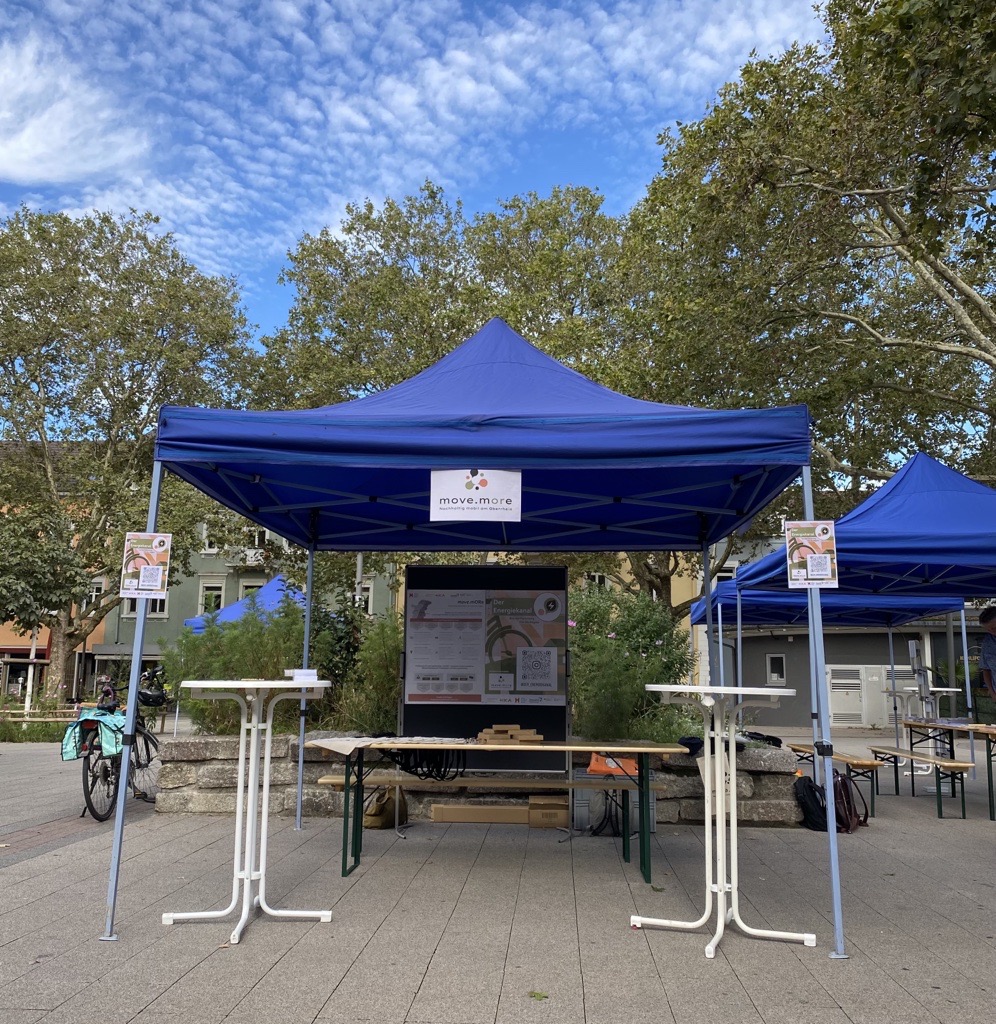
<box><xmin>157</xmin><ymin>735</ymin><xmax>803</xmax><ymax>826</ymax></box>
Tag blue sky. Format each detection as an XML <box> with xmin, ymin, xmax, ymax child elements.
<box><xmin>0</xmin><ymin>0</ymin><xmax>823</xmax><ymax>339</ymax></box>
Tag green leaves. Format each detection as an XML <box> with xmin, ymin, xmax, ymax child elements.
<box><xmin>0</xmin><ymin>206</ymin><xmax>257</xmax><ymax>692</ymax></box>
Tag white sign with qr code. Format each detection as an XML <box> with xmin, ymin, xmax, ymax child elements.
<box><xmin>517</xmin><ymin>647</ymin><xmax>556</xmax><ymax>691</ymax></box>
<box><xmin>807</xmin><ymin>554</ymin><xmax>832</xmax><ymax>578</ymax></box>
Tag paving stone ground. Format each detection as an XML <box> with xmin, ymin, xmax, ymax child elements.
<box><xmin>1</xmin><ymin>731</ymin><xmax>995</xmax><ymax>1024</ymax></box>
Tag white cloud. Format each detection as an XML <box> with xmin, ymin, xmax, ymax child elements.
<box><xmin>0</xmin><ymin>0</ymin><xmax>824</xmax><ymax>332</ymax></box>
<box><xmin>0</xmin><ymin>34</ymin><xmax>148</xmax><ymax>185</ymax></box>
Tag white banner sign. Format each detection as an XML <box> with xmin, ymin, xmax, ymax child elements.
<box><xmin>784</xmin><ymin>520</ymin><xmax>839</xmax><ymax>589</ymax></box>
<box><xmin>120</xmin><ymin>532</ymin><xmax>173</xmax><ymax>599</ymax></box>
<box><xmin>430</xmin><ymin>469</ymin><xmax>522</xmax><ymax>521</ymax></box>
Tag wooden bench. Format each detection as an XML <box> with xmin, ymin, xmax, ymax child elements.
<box><xmin>317</xmin><ymin>770</ymin><xmax>662</xmax><ymax>841</ymax></box>
<box><xmin>867</xmin><ymin>745</ymin><xmax>974</xmax><ymax>818</ymax></box>
<box><xmin>317</xmin><ymin>770</ymin><xmax>667</xmax><ymax>794</ymax></box>
<box><xmin>0</xmin><ymin>711</ymin><xmax>78</xmax><ymax>727</ymax></box>
<box><xmin>786</xmin><ymin>743</ymin><xmax>883</xmax><ymax>816</ymax></box>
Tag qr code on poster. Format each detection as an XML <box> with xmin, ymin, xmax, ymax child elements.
<box><xmin>806</xmin><ymin>553</ymin><xmax>832</xmax><ymax>578</ymax></box>
<box><xmin>517</xmin><ymin>647</ymin><xmax>556</xmax><ymax>690</ymax></box>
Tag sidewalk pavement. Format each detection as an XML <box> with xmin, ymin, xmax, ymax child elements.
<box><xmin>2</xmin><ymin>732</ymin><xmax>995</xmax><ymax>1024</ymax></box>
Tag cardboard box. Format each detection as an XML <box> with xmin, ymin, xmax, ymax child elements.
<box><xmin>528</xmin><ymin>794</ymin><xmax>570</xmax><ymax>829</ymax></box>
<box><xmin>431</xmin><ymin>803</ymin><xmax>529</xmax><ymax>824</ymax></box>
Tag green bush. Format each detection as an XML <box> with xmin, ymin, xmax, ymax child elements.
<box><xmin>331</xmin><ymin>615</ymin><xmax>404</xmax><ymax>735</ymax></box>
<box><xmin>568</xmin><ymin>587</ymin><xmax>697</xmax><ymax>743</ymax></box>
<box><xmin>0</xmin><ymin>720</ymin><xmax>67</xmax><ymax>743</ymax></box>
<box><xmin>159</xmin><ymin>595</ymin><xmax>361</xmax><ymax>734</ymax></box>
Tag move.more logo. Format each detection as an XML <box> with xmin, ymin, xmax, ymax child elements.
<box><xmin>430</xmin><ymin>469</ymin><xmax>522</xmax><ymax>522</ymax></box>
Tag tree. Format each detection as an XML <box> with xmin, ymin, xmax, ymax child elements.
<box><xmin>261</xmin><ymin>182</ymin><xmax>626</xmax><ymax>587</ymax></box>
<box><xmin>0</xmin><ymin>502</ymin><xmax>90</xmax><ymax>634</ymax></box>
<box><xmin>0</xmin><ymin>207</ymin><xmax>259</xmax><ymax>697</ymax></box>
<box><xmin>628</xmin><ymin>0</ymin><xmax>996</xmax><ymax>494</ymax></box>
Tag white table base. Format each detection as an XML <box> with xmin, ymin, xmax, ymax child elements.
<box><xmin>162</xmin><ymin>683</ymin><xmax>332</xmax><ymax>944</ymax></box>
<box><xmin>632</xmin><ymin>686</ymin><xmax>816</xmax><ymax>958</ymax></box>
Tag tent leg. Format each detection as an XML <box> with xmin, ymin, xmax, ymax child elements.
<box><xmin>295</xmin><ymin>546</ymin><xmax>316</xmax><ymax>830</ymax></box>
<box><xmin>102</xmin><ymin>460</ymin><xmax>164</xmax><ymax>940</ymax></box>
<box><xmin>803</xmin><ymin>466</ymin><xmax>847</xmax><ymax>960</ymax></box>
<box><xmin>960</xmin><ymin>611</ymin><xmax>976</xmax><ymax>778</ymax></box>
<box><xmin>888</xmin><ymin>628</ymin><xmax>900</xmax><ymax>749</ymax></box>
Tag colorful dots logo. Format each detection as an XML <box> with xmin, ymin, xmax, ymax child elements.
<box><xmin>464</xmin><ymin>469</ymin><xmax>489</xmax><ymax>490</ymax></box>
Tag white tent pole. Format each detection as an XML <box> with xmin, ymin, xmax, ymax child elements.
<box><xmin>736</xmin><ymin>588</ymin><xmax>743</xmax><ymax>689</ymax></box>
<box><xmin>102</xmin><ymin>460</ymin><xmax>164</xmax><ymax>940</ymax></box>
<box><xmin>294</xmin><ymin>545</ymin><xmax>316</xmax><ymax>830</ymax></box>
<box><xmin>807</xmin><ymin>607</ymin><xmax>823</xmax><ymax>786</ymax></box>
<box><xmin>701</xmin><ymin>542</ymin><xmax>718</xmax><ymax>685</ymax></box>
<box><xmin>717</xmin><ymin>603</ymin><xmax>725</xmax><ymax>687</ymax></box>
<box><xmin>24</xmin><ymin>626</ymin><xmax>39</xmax><ymax>714</ymax></box>
<box><xmin>959</xmin><ymin>609</ymin><xmax>976</xmax><ymax>778</ymax></box>
<box><xmin>803</xmin><ymin>465</ymin><xmax>847</xmax><ymax>959</ymax></box>
<box><xmin>887</xmin><ymin>627</ymin><xmax>900</xmax><ymax>748</ymax></box>
<box><xmin>355</xmin><ymin>552</ymin><xmax>364</xmax><ymax>606</ymax></box>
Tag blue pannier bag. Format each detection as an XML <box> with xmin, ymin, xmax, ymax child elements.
<box><xmin>61</xmin><ymin>708</ymin><xmax>126</xmax><ymax>761</ymax></box>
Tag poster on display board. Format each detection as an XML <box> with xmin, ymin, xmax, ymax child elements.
<box><xmin>119</xmin><ymin>532</ymin><xmax>172</xmax><ymax>599</ymax></box>
<box><xmin>784</xmin><ymin>520</ymin><xmax>839</xmax><ymax>589</ymax></box>
<box><xmin>404</xmin><ymin>569</ymin><xmax>567</xmax><ymax>706</ymax></box>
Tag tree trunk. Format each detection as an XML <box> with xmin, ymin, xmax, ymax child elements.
<box><xmin>43</xmin><ymin>612</ymin><xmax>75</xmax><ymax>702</ymax></box>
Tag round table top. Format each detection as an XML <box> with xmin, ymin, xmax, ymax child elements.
<box><xmin>646</xmin><ymin>684</ymin><xmax>795</xmax><ymax>698</ymax></box>
<box><xmin>181</xmin><ymin>679</ymin><xmax>330</xmax><ymax>691</ymax></box>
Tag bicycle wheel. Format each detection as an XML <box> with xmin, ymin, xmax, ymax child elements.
<box><xmin>82</xmin><ymin>732</ymin><xmax>120</xmax><ymax>821</ymax></box>
<box><xmin>129</xmin><ymin>728</ymin><xmax>161</xmax><ymax>803</ymax></box>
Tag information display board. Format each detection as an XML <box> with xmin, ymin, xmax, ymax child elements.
<box><xmin>405</xmin><ymin>581</ymin><xmax>566</xmax><ymax>706</ymax></box>
<box><xmin>402</xmin><ymin>565</ymin><xmax>569</xmax><ymax>770</ymax></box>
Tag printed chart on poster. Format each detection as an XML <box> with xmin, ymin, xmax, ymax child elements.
<box><xmin>405</xmin><ymin>588</ymin><xmax>567</xmax><ymax>705</ymax></box>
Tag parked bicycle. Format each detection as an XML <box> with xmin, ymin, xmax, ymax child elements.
<box><xmin>76</xmin><ymin>677</ymin><xmax>166</xmax><ymax>821</ymax></box>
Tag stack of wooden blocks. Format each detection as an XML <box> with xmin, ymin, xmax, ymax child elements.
<box><xmin>476</xmin><ymin>723</ymin><xmax>544</xmax><ymax>743</ymax></box>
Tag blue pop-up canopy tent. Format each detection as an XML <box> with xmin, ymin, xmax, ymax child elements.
<box><xmin>736</xmin><ymin>453</ymin><xmax>996</xmax><ymax>596</ymax></box>
<box><xmin>691</xmin><ymin>581</ymin><xmax>964</xmax><ymax>628</ymax></box>
<box><xmin>183</xmin><ymin>575</ymin><xmax>304</xmax><ymax>634</ymax></box>
<box><xmin>733</xmin><ymin>453</ymin><xmax>996</xmax><ymax>750</ymax></box>
<box><xmin>106</xmin><ymin>318</ymin><xmax>854</xmax><ymax>956</ymax></box>
<box><xmin>154</xmin><ymin>318</ymin><xmax>810</xmax><ymax>552</ymax></box>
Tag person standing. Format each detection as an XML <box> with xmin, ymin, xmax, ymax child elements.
<box><xmin>979</xmin><ymin>606</ymin><xmax>996</xmax><ymax>699</ymax></box>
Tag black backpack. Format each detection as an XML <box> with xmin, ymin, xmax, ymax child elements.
<box><xmin>832</xmin><ymin>770</ymin><xmax>869</xmax><ymax>833</ymax></box>
<box><xmin>794</xmin><ymin>775</ymin><xmax>828</xmax><ymax>831</ymax></box>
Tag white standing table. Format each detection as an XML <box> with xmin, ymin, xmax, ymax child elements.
<box><xmin>632</xmin><ymin>684</ymin><xmax>816</xmax><ymax>958</ymax></box>
<box><xmin>162</xmin><ymin>678</ymin><xmax>332</xmax><ymax>944</ymax></box>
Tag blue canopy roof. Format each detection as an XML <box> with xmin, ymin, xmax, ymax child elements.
<box><xmin>736</xmin><ymin>453</ymin><xmax>996</xmax><ymax>596</ymax></box>
<box><xmin>156</xmin><ymin>318</ymin><xmax>810</xmax><ymax>552</ymax></box>
<box><xmin>691</xmin><ymin>580</ymin><xmax>963</xmax><ymax>627</ymax></box>
<box><xmin>183</xmin><ymin>575</ymin><xmax>304</xmax><ymax>634</ymax></box>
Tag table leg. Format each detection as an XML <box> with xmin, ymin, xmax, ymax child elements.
<box><xmin>723</xmin><ymin>701</ymin><xmax>816</xmax><ymax>955</ymax></box>
<box><xmin>353</xmin><ymin>748</ymin><xmax>365</xmax><ymax>861</ymax></box>
<box><xmin>987</xmin><ymin>735</ymin><xmax>995</xmax><ymax>822</ymax></box>
<box><xmin>705</xmin><ymin>711</ymin><xmax>727</xmax><ymax>959</ymax></box>
<box><xmin>257</xmin><ymin>693</ymin><xmax>332</xmax><ymax>925</ymax></box>
<box><xmin>638</xmin><ymin>753</ymin><xmax>651</xmax><ymax>883</ymax></box>
<box><xmin>162</xmin><ymin>692</ymin><xmax>249</xmax><ymax>928</ymax></box>
<box><xmin>341</xmin><ymin>750</ymin><xmax>358</xmax><ymax>877</ymax></box>
<box><xmin>630</xmin><ymin>703</ymin><xmax>713</xmax><ymax>936</ymax></box>
<box><xmin>231</xmin><ymin>693</ymin><xmax>264</xmax><ymax>944</ymax></box>
<box><xmin>621</xmin><ymin>790</ymin><xmax>630</xmax><ymax>864</ymax></box>
<box><xmin>934</xmin><ymin>767</ymin><xmax>943</xmax><ymax>819</ymax></box>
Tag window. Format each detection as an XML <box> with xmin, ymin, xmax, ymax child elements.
<box><xmin>240</xmin><ymin>581</ymin><xmax>264</xmax><ymax>600</ymax></box>
<box><xmin>201</xmin><ymin>524</ymin><xmax>220</xmax><ymax>553</ymax></box>
<box><xmin>766</xmin><ymin>653</ymin><xmax>786</xmax><ymax>685</ymax></box>
<box><xmin>123</xmin><ymin>596</ymin><xmax>168</xmax><ymax>618</ymax></box>
<box><xmin>584</xmin><ymin>572</ymin><xmax>610</xmax><ymax>590</ymax></box>
<box><xmin>199</xmin><ymin>581</ymin><xmax>225</xmax><ymax>614</ymax></box>
<box><xmin>245</xmin><ymin>527</ymin><xmax>267</xmax><ymax>549</ymax></box>
<box><xmin>87</xmin><ymin>579</ymin><xmax>104</xmax><ymax>609</ymax></box>
<box><xmin>356</xmin><ymin>581</ymin><xmax>374</xmax><ymax>610</ymax></box>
